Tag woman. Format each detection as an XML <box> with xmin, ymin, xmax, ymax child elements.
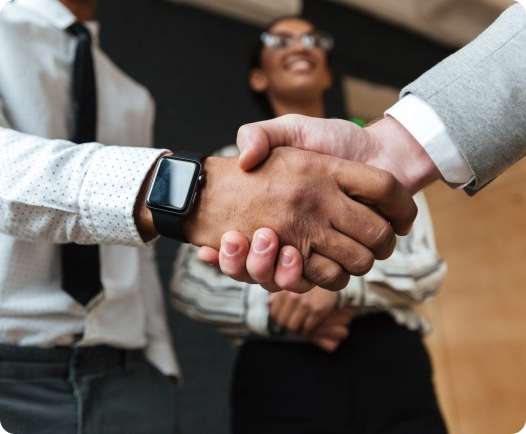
<box><xmin>173</xmin><ymin>16</ymin><xmax>448</xmax><ymax>434</ymax></box>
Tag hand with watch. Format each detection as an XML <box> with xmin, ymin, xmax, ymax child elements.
<box><xmin>138</xmin><ymin>147</ymin><xmax>417</xmax><ymax>293</ymax></box>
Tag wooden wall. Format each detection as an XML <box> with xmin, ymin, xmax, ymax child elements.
<box><xmin>422</xmin><ymin>159</ymin><xmax>526</xmax><ymax>434</ymax></box>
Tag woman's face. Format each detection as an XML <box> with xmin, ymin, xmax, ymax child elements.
<box><xmin>251</xmin><ymin>18</ymin><xmax>332</xmax><ymax>100</ymax></box>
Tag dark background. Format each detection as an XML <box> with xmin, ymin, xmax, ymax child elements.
<box><xmin>97</xmin><ymin>1</ymin><xmax>454</xmax><ymax>432</ymax></box>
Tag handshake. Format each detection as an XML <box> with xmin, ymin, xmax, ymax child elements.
<box><xmin>141</xmin><ymin>114</ymin><xmax>441</xmax><ymax>292</ymax></box>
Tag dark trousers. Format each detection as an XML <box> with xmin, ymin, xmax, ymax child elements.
<box><xmin>231</xmin><ymin>313</ymin><xmax>448</xmax><ymax>434</ymax></box>
<box><xmin>0</xmin><ymin>344</ymin><xmax>178</xmax><ymax>434</ymax></box>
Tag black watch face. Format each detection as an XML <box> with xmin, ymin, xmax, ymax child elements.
<box><xmin>147</xmin><ymin>157</ymin><xmax>200</xmax><ymax>213</ymax></box>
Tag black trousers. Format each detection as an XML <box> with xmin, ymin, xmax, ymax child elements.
<box><xmin>0</xmin><ymin>345</ymin><xmax>178</xmax><ymax>434</ymax></box>
<box><xmin>231</xmin><ymin>313</ymin><xmax>448</xmax><ymax>434</ymax></box>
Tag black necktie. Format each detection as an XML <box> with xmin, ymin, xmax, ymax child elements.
<box><xmin>61</xmin><ymin>22</ymin><xmax>103</xmax><ymax>306</ymax></box>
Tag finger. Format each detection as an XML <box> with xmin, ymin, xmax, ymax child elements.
<box><xmin>245</xmin><ymin>228</ymin><xmax>280</xmax><ymax>285</ymax></box>
<box><xmin>236</xmin><ymin>115</ymin><xmax>306</xmax><ymax>171</ymax></box>
<box><xmin>197</xmin><ymin>246</ymin><xmax>220</xmax><ymax>265</ymax></box>
<box><xmin>274</xmin><ymin>292</ymin><xmax>301</xmax><ymax>327</ymax></box>
<box><xmin>317</xmin><ymin>307</ymin><xmax>353</xmax><ymax>327</ymax></box>
<box><xmin>303</xmin><ymin>254</ymin><xmax>350</xmax><ymax>291</ymax></box>
<box><xmin>312</xmin><ymin>337</ymin><xmax>340</xmax><ymax>353</ymax></box>
<box><xmin>334</xmin><ymin>161</ymin><xmax>418</xmax><ymax>235</ymax></box>
<box><xmin>331</xmin><ymin>193</ymin><xmax>396</xmax><ymax>260</ymax></box>
<box><xmin>302</xmin><ymin>310</ymin><xmax>327</xmax><ymax>336</ymax></box>
<box><xmin>312</xmin><ymin>324</ymin><xmax>349</xmax><ymax>341</ymax></box>
<box><xmin>218</xmin><ymin>231</ymin><xmax>253</xmax><ymax>283</ymax></box>
<box><xmin>286</xmin><ymin>300</ymin><xmax>310</xmax><ymax>333</ymax></box>
<box><xmin>269</xmin><ymin>291</ymin><xmax>288</xmax><ymax>319</ymax></box>
<box><xmin>312</xmin><ymin>230</ymin><xmax>375</xmax><ymax>278</ymax></box>
<box><xmin>274</xmin><ymin>246</ymin><xmax>313</xmax><ymax>293</ymax></box>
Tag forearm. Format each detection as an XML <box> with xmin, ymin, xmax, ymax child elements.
<box><xmin>0</xmin><ymin>127</ymin><xmax>164</xmax><ymax>245</ymax></box>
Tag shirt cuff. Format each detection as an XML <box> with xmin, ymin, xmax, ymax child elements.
<box><xmin>517</xmin><ymin>0</ymin><xmax>526</xmax><ymax>12</ymax></box>
<box><xmin>79</xmin><ymin>145</ymin><xmax>166</xmax><ymax>246</ymax></box>
<box><xmin>385</xmin><ymin>94</ymin><xmax>475</xmax><ymax>188</ymax></box>
<box><xmin>245</xmin><ymin>284</ymin><xmax>270</xmax><ymax>336</ymax></box>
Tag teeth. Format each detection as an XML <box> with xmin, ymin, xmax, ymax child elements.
<box><xmin>288</xmin><ymin>59</ymin><xmax>312</xmax><ymax>71</ymax></box>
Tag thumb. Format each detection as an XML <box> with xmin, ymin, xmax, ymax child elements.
<box><xmin>237</xmin><ymin>114</ymin><xmax>306</xmax><ymax>171</ymax></box>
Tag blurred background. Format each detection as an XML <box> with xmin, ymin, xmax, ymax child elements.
<box><xmin>96</xmin><ymin>1</ymin><xmax>525</xmax><ymax>433</ymax></box>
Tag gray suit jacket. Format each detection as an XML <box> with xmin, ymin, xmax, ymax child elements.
<box><xmin>402</xmin><ymin>4</ymin><xmax>526</xmax><ymax>193</ymax></box>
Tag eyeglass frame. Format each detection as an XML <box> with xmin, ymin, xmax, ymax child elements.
<box><xmin>260</xmin><ymin>30</ymin><xmax>335</xmax><ymax>52</ymax></box>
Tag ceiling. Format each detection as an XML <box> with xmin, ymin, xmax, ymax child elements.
<box><xmin>168</xmin><ymin>0</ymin><xmax>514</xmax><ymax>46</ymax></box>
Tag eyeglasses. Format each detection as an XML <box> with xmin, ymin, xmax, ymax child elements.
<box><xmin>260</xmin><ymin>31</ymin><xmax>334</xmax><ymax>52</ymax></box>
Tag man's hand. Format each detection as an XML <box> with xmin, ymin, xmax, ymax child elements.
<box><xmin>198</xmin><ymin>114</ymin><xmax>439</xmax><ymax>289</ymax></box>
<box><xmin>183</xmin><ymin>147</ymin><xmax>416</xmax><ymax>292</ymax></box>
<box><xmin>236</xmin><ymin>114</ymin><xmax>440</xmax><ymax>194</ymax></box>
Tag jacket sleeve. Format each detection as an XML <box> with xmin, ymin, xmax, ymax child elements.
<box><xmin>401</xmin><ymin>4</ymin><xmax>526</xmax><ymax>193</ymax></box>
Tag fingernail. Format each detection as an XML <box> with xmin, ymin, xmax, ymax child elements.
<box><xmin>253</xmin><ymin>233</ymin><xmax>271</xmax><ymax>253</ymax></box>
<box><xmin>281</xmin><ymin>251</ymin><xmax>294</xmax><ymax>266</ymax></box>
<box><xmin>223</xmin><ymin>241</ymin><xmax>239</xmax><ymax>256</ymax></box>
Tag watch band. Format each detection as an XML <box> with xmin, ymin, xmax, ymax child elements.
<box><xmin>151</xmin><ymin>208</ymin><xmax>187</xmax><ymax>241</ymax></box>
<box><xmin>150</xmin><ymin>150</ymin><xmax>205</xmax><ymax>242</ymax></box>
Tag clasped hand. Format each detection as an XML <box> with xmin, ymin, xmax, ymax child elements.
<box><xmin>194</xmin><ymin>114</ymin><xmax>424</xmax><ymax>292</ymax></box>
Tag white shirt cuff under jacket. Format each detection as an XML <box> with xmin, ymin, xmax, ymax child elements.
<box><xmin>385</xmin><ymin>94</ymin><xmax>475</xmax><ymax>188</ymax></box>
<box><xmin>79</xmin><ymin>145</ymin><xmax>166</xmax><ymax>246</ymax></box>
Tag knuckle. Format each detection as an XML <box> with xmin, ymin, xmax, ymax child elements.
<box><xmin>299</xmin><ymin>299</ymin><xmax>311</xmax><ymax>310</ymax></box>
<box><xmin>350</xmin><ymin>251</ymin><xmax>375</xmax><ymax>276</ymax></box>
<box><xmin>407</xmin><ymin>200</ymin><xmax>418</xmax><ymax>223</ymax></box>
<box><xmin>289</xmin><ymin>292</ymin><xmax>301</xmax><ymax>301</ymax></box>
<box><xmin>311</xmin><ymin>308</ymin><xmax>323</xmax><ymax>317</ymax></box>
<box><xmin>369</xmin><ymin>221</ymin><xmax>395</xmax><ymax>255</ymax></box>
<box><xmin>305</xmin><ymin>262</ymin><xmax>346</xmax><ymax>290</ymax></box>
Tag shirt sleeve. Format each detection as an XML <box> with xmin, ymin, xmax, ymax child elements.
<box><xmin>385</xmin><ymin>95</ymin><xmax>475</xmax><ymax>188</ymax></box>
<box><xmin>339</xmin><ymin>192</ymin><xmax>447</xmax><ymax>308</ymax></box>
<box><xmin>171</xmin><ymin>243</ymin><xmax>271</xmax><ymax>339</ymax></box>
<box><xmin>0</xmin><ymin>122</ymin><xmax>166</xmax><ymax>246</ymax></box>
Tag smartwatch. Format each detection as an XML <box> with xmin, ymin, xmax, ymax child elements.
<box><xmin>146</xmin><ymin>153</ymin><xmax>206</xmax><ymax>241</ymax></box>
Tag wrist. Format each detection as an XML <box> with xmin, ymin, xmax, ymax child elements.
<box><xmin>365</xmin><ymin>116</ymin><xmax>441</xmax><ymax>193</ymax></box>
<box><xmin>181</xmin><ymin>156</ymin><xmax>228</xmax><ymax>247</ymax></box>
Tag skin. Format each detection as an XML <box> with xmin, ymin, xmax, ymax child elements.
<box><xmin>198</xmin><ymin>19</ymin><xmax>437</xmax><ymax>347</ymax></box>
<box><xmin>181</xmin><ymin>147</ymin><xmax>412</xmax><ymax>291</ymax></box>
<box><xmin>249</xmin><ymin>19</ymin><xmax>348</xmax><ymax>349</ymax></box>
<box><xmin>208</xmin><ymin>115</ymin><xmax>439</xmax><ymax>291</ymax></box>
<box><xmin>198</xmin><ymin>18</ymin><xmax>425</xmax><ymax>287</ymax></box>
<box><xmin>250</xmin><ymin>18</ymin><xmax>331</xmax><ymax>118</ymax></box>
<box><xmin>60</xmin><ymin>0</ymin><xmax>97</xmax><ymax>21</ymax></box>
<box><xmin>133</xmin><ymin>18</ymin><xmax>417</xmax><ymax>293</ymax></box>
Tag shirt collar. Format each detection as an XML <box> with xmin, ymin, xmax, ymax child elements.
<box><xmin>15</xmin><ymin>0</ymin><xmax>77</xmax><ymax>30</ymax></box>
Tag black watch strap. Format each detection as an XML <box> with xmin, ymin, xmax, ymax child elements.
<box><xmin>151</xmin><ymin>208</ymin><xmax>187</xmax><ymax>242</ymax></box>
<box><xmin>150</xmin><ymin>150</ymin><xmax>205</xmax><ymax>242</ymax></box>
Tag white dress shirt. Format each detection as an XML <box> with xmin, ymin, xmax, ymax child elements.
<box><xmin>386</xmin><ymin>0</ymin><xmax>526</xmax><ymax>188</ymax></box>
<box><xmin>0</xmin><ymin>0</ymin><xmax>179</xmax><ymax>376</ymax></box>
